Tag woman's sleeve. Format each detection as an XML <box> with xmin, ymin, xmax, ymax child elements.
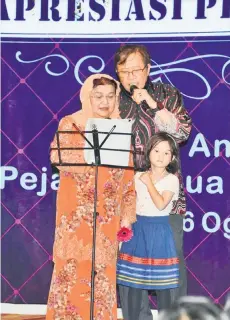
<box><xmin>50</xmin><ymin>116</ymin><xmax>86</xmax><ymax>173</ymax></box>
<box><xmin>120</xmin><ymin>168</ymin><xmax>136</xmax><ymax>225</ymax></box>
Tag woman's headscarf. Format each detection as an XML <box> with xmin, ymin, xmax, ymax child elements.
<box><xmin>72</xmin><ymin>73</ymin><xmax>120</xmax><ymax>127</ymax></box>
<box><xmin>50</xmin><ymin>74</ymin><xmax>121</xmax><ymax>172</ymax></box>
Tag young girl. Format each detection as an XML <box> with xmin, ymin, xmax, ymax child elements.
<box><xmin>117</xmin><ymin>132</ymin><xmax>180</xmax><ymax>320</ymax></box>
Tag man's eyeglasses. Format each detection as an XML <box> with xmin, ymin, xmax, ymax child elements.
<box><xmin>117</xmin><ymin>65</ymin><xmax>147</xmax><ymax>78</ymax></box>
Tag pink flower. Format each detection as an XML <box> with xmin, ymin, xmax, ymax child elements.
<box><xmin>117</xmin><ymin>227</ymin><xmax>133</xmax><ymax>242</ymax></box>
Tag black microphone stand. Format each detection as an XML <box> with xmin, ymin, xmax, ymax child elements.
<box><xmin>51</xmin><ymin>125</ymin><xmax>138</xmax><ymax>320</ymax></box>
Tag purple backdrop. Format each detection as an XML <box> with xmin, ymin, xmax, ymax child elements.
<box><xmin>1</xmin><ymin>36</ymin><xmax>230</xmax><ymax>307</ymax></box>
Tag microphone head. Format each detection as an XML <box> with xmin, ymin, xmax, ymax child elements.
<box><xmin>130</xmin><ymin>84</ymin><xmax>138</xmax><ymax>95</ymax></box>
<box><xmin>92</xmin><ymin>124</ymin><xmax>97</xmax><ymax>130</ymax></box>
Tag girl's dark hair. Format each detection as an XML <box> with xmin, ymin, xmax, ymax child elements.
<box><xmin>93</xmin><ymin>77</ymin><xmax>117</xmax><ymax>91</ymax></box>
<box><xmin>145</xmin><ymin>132</ymin><xmax>179</xmax><ymax>174</ymax></box>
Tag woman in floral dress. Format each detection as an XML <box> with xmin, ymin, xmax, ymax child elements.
<box><xmin>46</xmin><ymin>74</ymin><xmax>136</xmax><ymax>320</ymax></box>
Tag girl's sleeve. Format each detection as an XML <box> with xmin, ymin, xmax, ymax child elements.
<box><xmin>163</xmin><ymin>175</ymin><xmax>180</xmax><ymax>199</ymax></box>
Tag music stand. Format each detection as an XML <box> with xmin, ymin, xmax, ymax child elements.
<box><xmin>51</xmin><ymin>123</ymin><xmax>137</xmax><ymax>320</ymax></box>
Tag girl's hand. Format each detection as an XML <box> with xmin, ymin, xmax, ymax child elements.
<box><xmin>139</xmin><ymin>172</ymin><xmax>152</xmax><ymax>188</ymax></box>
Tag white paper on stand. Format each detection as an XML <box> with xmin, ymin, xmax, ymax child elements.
<box><xmin>84</xmin><ymin>118</ymin><xmax>133</xmax><ymax>167</ymax></box>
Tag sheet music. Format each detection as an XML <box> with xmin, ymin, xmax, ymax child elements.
<box><xmin>84</xmin><ymin>118</ymin><xmax>133</xmax><ymax>167</ymax></box>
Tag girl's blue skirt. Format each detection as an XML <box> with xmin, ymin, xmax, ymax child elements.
<box><xmin>117</xmin><ymin>215</ymin><xmax>179</xmax><ymax>290</ymax></box>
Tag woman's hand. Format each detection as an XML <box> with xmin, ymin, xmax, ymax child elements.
<box><xmin>120</xmin><ymin>218</ymin><xmax>131</xmax><ymax>229</ymax></box>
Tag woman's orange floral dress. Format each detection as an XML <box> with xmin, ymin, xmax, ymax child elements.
<box><xmin>46</xmin><ymin>116</ymin><xmax>136</xmax><ymax>320</ymax></box>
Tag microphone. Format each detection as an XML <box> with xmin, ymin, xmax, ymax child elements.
<box><xmin>130</xmin><ymin>84</ymin><xmax>138</xmax><ymax>95</ymax></box>
<box><xmin>92</xmin><ymin>124</ymin><xmax>101</xmax><ymax>165</ymax></box>
<box><xmin>130</xmin><ymin>84</ymin><xmax>150</xmax><ymax>112</ymax></box>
